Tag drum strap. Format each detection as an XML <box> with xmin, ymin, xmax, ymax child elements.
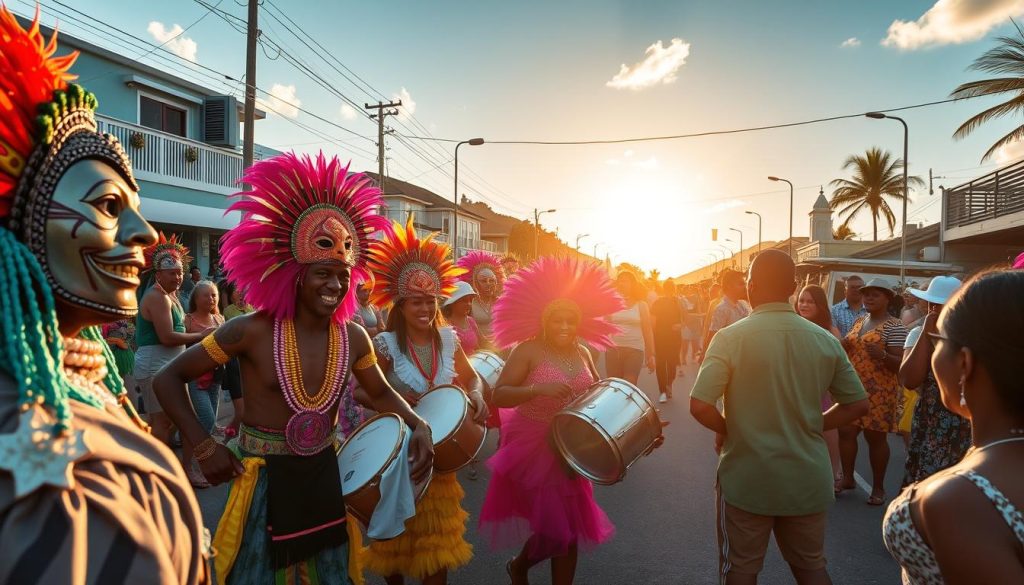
<box><xmin>265</xmin><ymin>447</ymin><xmax>349</xmax><ymax>570</ymax></box>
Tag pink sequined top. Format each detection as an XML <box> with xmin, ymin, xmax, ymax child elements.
<box><xmin>516</xmin><ymin>359</ymin><xmax>596</xmax><ymax>422</ymax></box>
<box><xmin>453</xmin><ymin>316</ymin><xmax>481</xmax><ymax>356</ymax></box>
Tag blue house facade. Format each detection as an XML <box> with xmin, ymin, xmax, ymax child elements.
<box><xmin>34</xmin><ymin>17</ymin><xmax>280</xmax><ymax>276</ymax></box>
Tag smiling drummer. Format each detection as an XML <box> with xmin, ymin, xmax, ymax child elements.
<box><xmin>361</xmin><ymin>219</ymin><xmax>487</xmax><ymax>585</ymax></box>
<box><xmin>153</xmin><ymin>153</ymin><xmax>434</xmax><ymax>585</ymax></box>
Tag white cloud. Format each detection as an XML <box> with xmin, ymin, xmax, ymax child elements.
<box><xmin>632</xmin><ymin>156</ymin><xmax>659</xmax><ymax>170</ymax></box>
<box><xmin>147</xmin><ymin>22</ymin><xmax>198</xmax><ymax>62</ymax></box>
<box><xmin>841</xmin><ymin>37</ymin><xmax>861</xmax><ymax>48</ymax></box>
<box><xmin>340</xmin><ymin>103</ymin><xmax>358</xmax><ymax>120</ymax></box>
<box><xmin>393</xmin><ymin>87</ymin><xmax>417</xmax><ymax>120</ymax></box>
<box><xmin>882</xmin><ymin>0</ymin><xmax>1024</xmax><ymax>50</ymax></box>
<box><xmin>994</xmin><ymin>139</ymin><xmax>1024</xmax><ymax>162</ymax></box>
<box><xmin>702</xmin><ymin>200</ymin><xmax>745</xmax><ymax>215</ymax></box>
<box><xmin>261</xmin><ymin>84</ymin><xmax>301</xmax><ymax>118</ymax></box>
<box><xmin>606</xmin><ymin>38</ymin><xmax>691</xmax><ymax>90</ymax></box>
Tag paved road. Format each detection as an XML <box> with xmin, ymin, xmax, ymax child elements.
<box><xmin>195</xmin><ymin>361</ymin><xmax>905</xmax><ymax>584</ymax></box>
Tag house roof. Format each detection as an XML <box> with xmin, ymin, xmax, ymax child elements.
<box><xmin>850</xmin><ymin>223</ymin><xmax>940</xmax><ymax>258</ymax></box>
<box><xmin>460</xmin><ymin>200</ymin><xmax>524</xmax><ymax>235</ymax></box>
<box><xmin>366</xmin><ymin>173</ymin><xmax>487</xmax><ymax>221</ymax></box>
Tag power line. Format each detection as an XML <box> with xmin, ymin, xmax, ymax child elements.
<box><xmin>396</xmin><ymin>96</ymin><xmax>985</xmax><ymax>146</ymax></box>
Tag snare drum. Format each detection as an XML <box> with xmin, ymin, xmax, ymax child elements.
<box><xmin>414</xmin><ymin>385</ymin><xmax>487</xmax><ymax>473</ymax></box>
<box><xmin>468</xmin><ymin>351</ymin><xmax>504</xmax><ymax>395</ymax></box>
<box><xmin>337</xmin><ymin>413</ymin><xmax>431</xmax><ymax>526</ymax></box>
<box><xmin>551</xmin><ymin>378</ymin><xmax>662</xmax><ymax>485</ymax></box>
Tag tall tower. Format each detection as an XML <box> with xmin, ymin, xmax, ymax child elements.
<box><xmin>810</xmin><ymin>186</ymin><xmax>834</xmax><ymax>242</ymax></box>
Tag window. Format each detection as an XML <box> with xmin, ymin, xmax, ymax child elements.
<box><xmin>140</xmin><ymin>96</ymin><xmax>187</xmax><ymax>137</ymax></box>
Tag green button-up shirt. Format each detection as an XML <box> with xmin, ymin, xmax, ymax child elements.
<box><xmin>691</xmin><ymin>302</ymin><xmax>866</xmax><ymax>516</ymax></box>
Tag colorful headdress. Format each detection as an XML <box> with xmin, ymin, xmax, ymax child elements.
<box><xmin>0</xmin><ymin>8</ymin><xmax>136</xmax><ymax>429</ymax></box>
<box><xmin>499</xmin><ymin>252</ymin><xmax>521</xmax><ymax>270</ymax></box>
<box><xmin>457</xmin><ymin>249</ymin><xmax>505</xmax><ymax>287</ymax></box>
<box><xmin>143</xmin><ymin>232</ymin><xmax>191</xmax><ymax>272</ymax></box>
<box><xmin>1013</xmin><ymin>251</ymin><xmax>1024</xmax><ymax>269</ymax></box>
<box><xmin>491</xmin><ymin>257</ymin><xmax>625</xmax><ymax>350</ymax></box>
<box><xmin>0</xmin><ymin>7</ymin><xmax>138</xmax><ymax>316</ymax></box>
<box><xmin>220</xmin><ymin>151</ymin><xmax>388</xmax><ymax>324</ymax></box>
<box><xmin>367</xmin><ymin>219</ymin><xmax>465</xmax><ymax>308</ymax></box>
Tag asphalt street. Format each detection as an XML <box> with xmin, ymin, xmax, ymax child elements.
<box><xmin>195</xmin><ymin>360</ymin><xmax>905</xmax><ymax>585</ymax></box>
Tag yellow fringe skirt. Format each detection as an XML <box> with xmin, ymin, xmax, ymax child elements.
<box><xmin>361</xmin><ymin>472</ymin><xmax>473</xmax><ymax>579</ymax></box>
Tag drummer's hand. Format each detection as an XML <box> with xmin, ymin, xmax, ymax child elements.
<box><xmin>408</xmin><ymin>422</ymin><xmax>434</xmax><ymax>483</ymax></box>
<box><xmin>534</xmin><ymin>382</ymin><xmax>573</xmax><ymax>399</ymax></box>
<box><xmin>198</xmin><ymin>444</ymin><xmax>244</xmax><ymax>485</ymax></box>
<box><xmin>468</xmin><ymin>391</ymin><xmax>489</xmax><ymax>424</ymax></box>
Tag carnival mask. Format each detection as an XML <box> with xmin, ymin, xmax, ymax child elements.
<box><xmin>45</xmin><ymin>159</ymin><xmax>156</xmax><ymax>315</ymax></box>
<box><xmin>293</xmin><ymin>206</ymin><xmax>356</xmax><ymax>266</ymax></box>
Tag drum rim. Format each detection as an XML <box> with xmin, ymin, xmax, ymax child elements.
<box><xmin>337</xmin><ymin>412</ymin><xmax>407</xmax><ymax>493</ymax></box>
<box><xmin>551</xmin><ymin>377</ymin><xmax>661</xmax><ymax>485</ymax></box>
<box><xmin>416</xmin><ymin>384</ymin><xmax>471</xmax><ymax>444</ymax></box>
<box><xmin>434</xmin><ymin>425</ymin><xmax>489</xmax><ymax>474</ymax></box>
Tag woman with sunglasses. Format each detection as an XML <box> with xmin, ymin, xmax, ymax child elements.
<box><xmin>883</xmin><ymin>269</ymin><xmax>1024</xmax><ymax>583</ymax></box>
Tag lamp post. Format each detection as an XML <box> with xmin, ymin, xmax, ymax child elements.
<box><xmin>453</xmin><ymin>138</ymin><xmax>484</xmax><ymax>258</ymax></box>
<box><xmin>575</xmin><ymin>233</ymin><xmax>590</xmax><ymax>258</ymax></box>
<box><xmin>728</xmin><ymin>227</ymin><xmax>744</xmax><ymax>271</ymax></box>
<box><xmin>593</xmin><ymin>242</ymin><xmax>605</xmax><ymax>261</ymax></box>
<box><xmin>715</xmin><ymin>243</ymin><xmax>734</xmax><ymax>269</ymax></box>
<box><xmin>724</xmin><ymin>239</ymin><xmax>740</xmax><ymax>269</ymax></box>
<box><xmin>745</xmin><ymin>210</ymin><xmax>762</xmax><ymax>257</ymax></box>
<box><xmin>767</xmin><ymin>176</ymin><xmax>794</xmax><ymax>259</ymax></box>
<box><xmin>866</xmin><ymin>112</ymin><xmax>909</xmax><ymax>286</ymax></box>
<box><xmin>534</xmin><ymin>208</ymin><xmax>557</xmax><ymax>259</ymax></box>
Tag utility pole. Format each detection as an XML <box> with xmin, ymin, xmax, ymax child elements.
<box><xmin>242</xmin><ymin>0</ymin><xmax>259</xmax><ymax>173</ymax></box>
<box><xmin>533</xmin><ymin>208</ymin><xmax>557</xmax><ymax>259</ymax></box>
<box><xmin>364</xmin><ymin>100</ymin><xmax>402</xmax><ymax>196</ymax></box>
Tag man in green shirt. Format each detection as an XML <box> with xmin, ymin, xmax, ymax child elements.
<box><xmin>689</xmin><ymin>250</ymin><xmax>869</xmax><ymax>585</ymax></box>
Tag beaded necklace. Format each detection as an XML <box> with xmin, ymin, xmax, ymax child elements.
<box><xmin>61</xmin><ymin>336</ymin><xmax>119</xmax><ymax>411</ymax></box>
<box><xmin>407</xmin><ymin>336</ymin><xmax>438</xmax><ymax>386</ymax></box>
<box><xmin>273</xmin><ymin>319</ymin><xmax>349</xmax><ymax>455</ymax></box>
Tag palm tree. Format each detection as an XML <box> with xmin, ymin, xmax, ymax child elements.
<box><xmin>950</xmin><ymin>35</ymin><xmax>1024</xmax><ymax>161</ymax></box>
<box><xmin>829</xmin><ymin>147</ymin><xmax>923</xmax><ymax>241</ymax></box>
<box><xmin>833</xmin><ymin>224</ymin><xmax>857</xmax><ymax>240</ymax></box>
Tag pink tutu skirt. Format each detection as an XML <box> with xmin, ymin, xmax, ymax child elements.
<box><xmin>479</xmin><ymin>409</ymin><xmax>615</xmax><ymax>559</ymax></box>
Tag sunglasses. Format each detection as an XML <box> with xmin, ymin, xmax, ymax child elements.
<box><xmin>926</xmin><ymin>332</ymin><xmax>959</xmax><ymax>346</ymax></box>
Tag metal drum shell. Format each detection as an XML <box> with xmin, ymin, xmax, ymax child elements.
<box><xmin>337</xmin><ymin>413</ymin><xmax>433</xmax><ymax>527</ymax></box>
<box><xmin>551</xmin><ymin>378</ymin><xmax>663</xmax><ymax>485</ymax></box>
<box><xmin>414</xmin><ymin>385</ymin><xmax>488</xmax><ymax>474</ymax></box>
<box><xmin>468</xmin><ymin>351</ymin><xmax>504</xmax><ymax>395</ymax></box>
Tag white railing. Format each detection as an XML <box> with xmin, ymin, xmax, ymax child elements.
<box><xmin>96</xmin><ymin>115</ymin><xmax>263</xmax><ymax>195</ymax></box>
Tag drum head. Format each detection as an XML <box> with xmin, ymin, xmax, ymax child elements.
<box><xmin>414</xmin><ymin>386</ymin><xmax>467</xmax><ymax>443</ymax></box>
<box><xmin>551</xmin><ymin>413</ymin><xmax>620</xmax><ymax>484</ymax></box>
<box><xmin>338</xmin><ymin>414</ymin><xmax>403</xmax><ymax>496</ymax></box>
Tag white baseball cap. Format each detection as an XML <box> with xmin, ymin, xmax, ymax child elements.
<box><xmin>909</xmin><ymin>275</ymin><xmax>962</xmax><ymax>305</ymax></box>
<box><xmin>443</xmin><ymin>280</ymin><xmax>477</xmax><ymax>307</ymax></box>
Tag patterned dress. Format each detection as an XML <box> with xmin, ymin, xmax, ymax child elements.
<box><xmin>846</xmin><ymin>316</ymin><xmax>907</xmax><ymax>433</ymax></box>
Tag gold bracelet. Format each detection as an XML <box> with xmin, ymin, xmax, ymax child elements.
<box><xmin>194</xmin><ymin>437</ymin><xmax>219</xmax><ymax>461</ymax></box>
<box><xmin>201</xmin><ymin>334</ymin><xmax>230</xmax><ymax>365</ymax></box>
<box><xmin>353</xmin><ymin>351</ymin><xmax>378</xmax><ymax>370</ymax></box>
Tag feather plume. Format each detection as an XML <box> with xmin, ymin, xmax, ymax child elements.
<box><xmin>367</xmin><ymin>219</ymin><xmax>464</xmax><ymax>308</ymax></box>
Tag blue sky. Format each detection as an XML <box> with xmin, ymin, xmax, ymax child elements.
<box><xmin>21</xmin><ymin>0</ymin><xmax>1024</xmax><ymax>275</ymax></box>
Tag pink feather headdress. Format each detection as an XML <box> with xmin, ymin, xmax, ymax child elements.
<box><xmin>457</xmin><ymin>250</ymin><xmax>505</xmax><ymax>287</ymax></box>
<box><xmin>1013</xmin><ymin>251</ymin><xmax>1024</xmax><ymax>269</ymax></box>
<box><xmin>491</xmin><ymin>257</ymin><xmax>625</xmax><ymax>350</ymax></box>
<box><xmin>219</xmin><ymin>152</ymin><xmax>389</xmax><ymax>324</ymax></box>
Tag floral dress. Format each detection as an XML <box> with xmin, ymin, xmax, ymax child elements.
<box><xmin>846</xmin><ymin>316</ymin><xmax>907</xmax><ymax>433</ymax></box>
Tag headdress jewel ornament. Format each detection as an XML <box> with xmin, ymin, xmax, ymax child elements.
<box><xmin>491</xmin><ymin>257</ymin><xmax>625</xmax><ymax>350</ymax></box>
<box><xmin>367</xmin><ymin>219</ymin><xmax>465</xmax><ymax>308</ymax></box>
<box><xmin>220</xmin><ymin>151</ymin><xmax>389</xmax><ymax>324</ymax></box>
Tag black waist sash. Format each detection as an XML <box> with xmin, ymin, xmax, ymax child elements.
<box><xmin>264</xmin><ymin>446</ymin><xmax>347</xmax><ymax>569</ymax></box>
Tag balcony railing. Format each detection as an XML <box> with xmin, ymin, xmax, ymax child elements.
<box><xmin>946</xmin><ymin>159</ymin><xmax>1024</xmax><ymax>229</ymax></box>
<box><xmin>96</xmin><ymin>115</ymin><xmax>265</xmax><ymax>195</ymax></box>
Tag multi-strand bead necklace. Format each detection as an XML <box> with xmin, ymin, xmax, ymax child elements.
<box><xmin>62</xmin><ymin>336</ymin><xmax>119</xmax><ymax>411</ymax></box>
<box><xmin>273</xmin><ymin>319</ymin><xmax>348</xmax><ymax>455</ymax></box>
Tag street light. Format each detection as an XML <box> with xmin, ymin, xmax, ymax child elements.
<box><xmin>866</xmin><ymin>111</ymin><xmax>910</xmax><ymax>286</ymax></box>
<box><xmin>575</xmin><ymin>233</ymin><xmax>590</xmax><ymax>258</ymax></box>
<box><xmin>767</xmin><ymin>176</ymin><xmax>794</xmax><ymax>259</ymax></box>
<box><xmin>453</xmin><ymin>137</ymin><xmax>485</xmax><ymax>258</ymax></box>
<box><xmin>728</xmin><ymin>227</ymin><xmax>744</xmax><ymax>271</ymax></box>
<box><xmin>534</xmin><ymin>208</ymin><xmax>557</xmax><ymax>259</ymax></box>
<box><xmin>745</xmin><ymin>211</ymin><xmax>762</xmax><ymax>257</ymax></box>
<box><xmin>593</xmin><ymin>241</ymin><xmax>605</xmax><ymax>260</ymax></box>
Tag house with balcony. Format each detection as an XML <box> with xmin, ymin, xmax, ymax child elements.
<box><xmin>941</xmin><ymin>159</ymin><xmax>1024</xmax><ymax>266</ymax></box>
<box><xmin>37</xmin><ymin>17</ymin><xmax>280</xmax><ymax>276</ymax></box>
<box><xmin>366</xmin><ymin>174</ymin><xmax>496</xmax><ymax>257</ymax></box>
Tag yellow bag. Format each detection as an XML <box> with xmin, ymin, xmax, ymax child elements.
<box><xmin>898</xmin><ymin>388</ymin><xmax>919</xmax><ymax>433</ymax></box>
